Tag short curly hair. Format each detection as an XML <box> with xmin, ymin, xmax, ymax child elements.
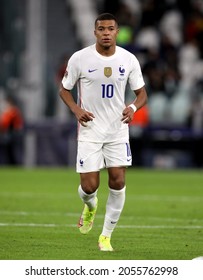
<box><xmin>94</xmin><ymin>13</ymin><xmax>118</xmax><ymax>28</ymax></box>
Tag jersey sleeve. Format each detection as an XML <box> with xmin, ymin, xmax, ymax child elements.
<box><xmin>62</xmin><ymin>52</ymin><xmax>80</xmax><ymax>90</ymax></box>
<box><xmin>128</xmin><ymin>55</ymin><xmax>145</xmax><ymax>91</ymax></box>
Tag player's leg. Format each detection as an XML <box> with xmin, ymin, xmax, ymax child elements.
<box><xmin>76</xmin><ymin>141</ymin><xmax>104</xmax><ymax>234</ymax></box>
<box><xmin>77</xmin><ymin>172</ymin><xmax>99</xmax><ymax>234</ymax></box>
<box><xmin>98</xmin><ymin>167</ymin><xmax>126</xmax><ymax>251</ymax></box>
<box><xmin>98</xmin><ymin>142</ymin><xmax>131</xmax><ymax>251</ymax></box>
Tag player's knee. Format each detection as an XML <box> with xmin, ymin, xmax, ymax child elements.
<box><xmin>80</xmin><ymin>173</ymin><xmax>99</xmax><ymax>194</ymax></box>
<box><xmin>83</xmin><ymin>186</ymin><xmax>98</xmax><ymax>194</ymax></box>
<box><xmin>109</xmin><ymin>177</ymin><xmax>125</xmax><ymax>190</ymax></box>
<box><xmin>81</xmin><ymin>181</ymin><xmax>99</xmax><ymax>194</ymax></box>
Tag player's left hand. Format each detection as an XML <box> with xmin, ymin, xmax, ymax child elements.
<box><xmin>121</xmin><ymin>106</ymin><xmax>134</xmax><ymax>124</ymax></box>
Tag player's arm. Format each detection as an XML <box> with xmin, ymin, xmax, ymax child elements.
<box><xmin>59</xmin><ymin>85</ymin><xmax>95</xmax><ymax>127</ymax></box>
<box><xmin>121</xmin><ymin>86</ymin><xmax>148</xmax><ymax>124</ymax></box>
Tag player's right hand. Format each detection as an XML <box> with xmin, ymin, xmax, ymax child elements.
<box><xmin>75</xmin><ymin>108</ymin><xmax>95</xmax><ymax>127</ymax></box>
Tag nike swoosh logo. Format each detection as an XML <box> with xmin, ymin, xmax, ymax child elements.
<box><xmin>127</xmin><ymin>157</ymin><xmax>132</xmax><ymax>162</ymax></box>
<box><xmin>88</xmin><ymin>69</ymin><xmax>98</xmax><ymax>73</ymax></box>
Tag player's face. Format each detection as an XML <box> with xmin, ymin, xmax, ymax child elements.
<box><xmin>94</xmin><ymin>20</ymin><xmax>119</xmax><ymax>48</ymax></box>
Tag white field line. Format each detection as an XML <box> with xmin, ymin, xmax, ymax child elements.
<box><xmin>0</xmin><ymin>222</ymin><xmax>203</xmax><ymax>229</ymax></box>
<box><xmin>0</xmin><ymin>210</ymin><xmax>80</xmax><ymax>217</ymax></box>
<box><xmin>1</xmin><ymin>192</ymin><xmax>203</xmax><ymax>202</ymax></box>
<box><xmin>0</xmin><ymin>210</ymin><xmax>203</xmax><ymax>223</ymax></box>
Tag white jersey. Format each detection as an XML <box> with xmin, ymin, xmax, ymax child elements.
<box><xmin>62</xmin><ymin>44</ymin><xmax>145</xmax><ymax>143</ymax></box>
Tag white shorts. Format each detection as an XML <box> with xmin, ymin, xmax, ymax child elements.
<box><xmin>76</xmin><ymin>141</ymin><xmax>132</xmax><ymax>173</ymax></box>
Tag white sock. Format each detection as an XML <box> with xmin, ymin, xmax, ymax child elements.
<box><xmin>101</xmin><ymin>186</ymin><xmax>126</xmax><ymax>238</ymax></box>
<box><xmin>78</xmin><ymin>185</ymin><xmax>97</xmax><ymax>210</ymax></box>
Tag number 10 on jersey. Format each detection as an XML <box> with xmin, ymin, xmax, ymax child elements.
<box><xmin>101</xmin><ymin>84</ymin><xmax>114</xmax><ymax>98</ymax></box>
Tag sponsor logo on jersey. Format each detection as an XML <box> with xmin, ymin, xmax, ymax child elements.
<box><xmin>88</xmin><ymin>69</ymin><xmax>98</xmax><ymax>73</ymax></box>
<box><xmin>104</xmin><ymin>67</ymin><xmax>112</xmax><ymax>78</ymax></box>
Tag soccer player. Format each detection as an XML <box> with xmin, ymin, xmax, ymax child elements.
<box><xmin>60</xmin><ymin>13</ymin><xmax>148</xmax><ymax>251</ymax></box>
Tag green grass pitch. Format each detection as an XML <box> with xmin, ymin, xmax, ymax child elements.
<box><xmin>0</xmin><ymin>167</ymin><xmax>203</xmax><ymax>260</ymax></box>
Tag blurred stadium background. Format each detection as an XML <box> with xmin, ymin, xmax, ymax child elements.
<box><xmin>0</xmin><ymin>0</ymin><xmax>203</xmax><ymax>168</ymax></box>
